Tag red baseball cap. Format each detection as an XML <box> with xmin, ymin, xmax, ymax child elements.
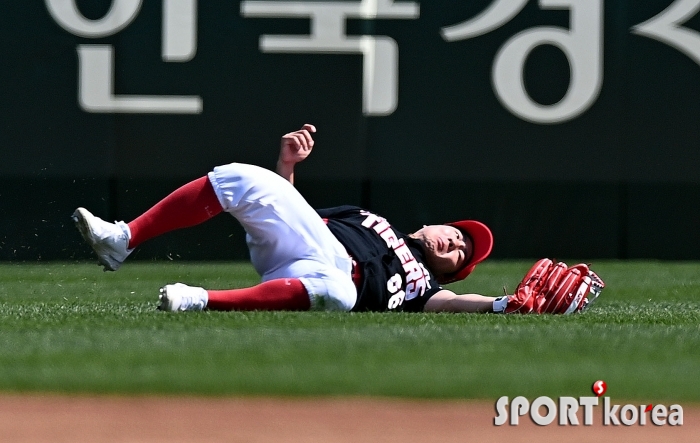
<box><xmin>444</xmin><ymin>220</ymin><xmax>493</xmax><ymax>283</ymax></box>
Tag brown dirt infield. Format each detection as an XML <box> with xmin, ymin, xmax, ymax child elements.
<box><xmin>0</xmin><ymin>395</ymin><xmax>696</xmax><ymax>443</ymax></box>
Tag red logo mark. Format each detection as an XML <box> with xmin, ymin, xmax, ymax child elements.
<box><xmin>592</xmin><ymin>380</ymin><xmax>607</xmax><ymax>397</ymax></box>
<box><xmin>645</xmin><ymin>404</ymin><xmax>653</xmax><ymax>412</ymax></box>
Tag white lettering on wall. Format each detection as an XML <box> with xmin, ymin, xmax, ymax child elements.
<box><xmin>46</xmin><ymin>0</ymin><xmax>142</xmax><ymax>37</ymax></box>
<box><xmin>44</xmin><ymin>0</ymin><xmax>700</xmax><ymax>121</ymax></box>
<box><xmin>631</xmin><ymin>0</ymin><xmax>700</xmax><ymax>66</ymax></box>
<box><xmin>45</xmin><ymin>0</ymin><xmax>201</xmax><ymax>113</ymax></box>
<box><xmin>241</xmin><ymin>0</ymin><xmax>419</xmax><ymax>116</ymax></box>
<box><xmin>492</xmin><ymin>0</ymin><xmax>603</xmax><ymax>124</ymax></box>
<box><xmin>441</xmin><ymin>0</ymin><xmax>528</xmax><ymax>41</ymax></box>
<box><xmin>163</xmin><ymin>0</ymin><xmax>197</xmax><ymax>62</ymax></box>
<box><xmin>443</xmin><ymin>0</ymin><xmax>602</xmax><ymax>124</ymax></box>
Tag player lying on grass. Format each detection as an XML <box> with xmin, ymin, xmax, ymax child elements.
<box><xmin>73</xmin><ymin>124</ymin><xmax>603</xmax><ymax>314</ymax></box>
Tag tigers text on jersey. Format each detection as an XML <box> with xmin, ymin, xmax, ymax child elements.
<box><xmin>316</xmin><ymin>206</ymin><xmax>442</xmax><ymax>312</ymax></box>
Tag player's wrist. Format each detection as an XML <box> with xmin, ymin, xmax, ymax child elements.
<box><xmin>277</xmin><ymin>158</ymin><xmax>297</xmax><ymax>168</ymax></box>
<box><xmin>492</xmin><ymin>296</ymin><xmax>509</xmax><ymax>313</ymax></box>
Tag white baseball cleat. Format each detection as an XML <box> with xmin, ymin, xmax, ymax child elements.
<box><xmin>72</xmin><ymin>207</ymin><xmax>132</xmax><ymax>271</ymax></box>
<box><xmin>158</xmin><ymin>283</ymin><xmax>209</xmax><ymax>312</ymax></box>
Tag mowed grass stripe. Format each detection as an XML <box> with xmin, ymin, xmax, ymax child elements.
<box><xmin>0</xmin><ymin>261</ymin><xmax>698</xmax><ymax>401</ymax></box>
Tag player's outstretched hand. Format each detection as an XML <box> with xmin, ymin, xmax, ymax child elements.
<box><xmin>279</xmin><ymin>124</ymin><xmax>316</xmax><ymax>166</ymax></box>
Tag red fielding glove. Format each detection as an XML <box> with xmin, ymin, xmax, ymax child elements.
<box><xmin>498</xmin><ymin>259</ymin><xmax>605</xmax><ymax>315</ymax></box>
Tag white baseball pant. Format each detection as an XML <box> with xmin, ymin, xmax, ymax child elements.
<box><xmin>207</xmin><ymin>163</ymin><xmax>357</xmax><ymax>311</ymax></box>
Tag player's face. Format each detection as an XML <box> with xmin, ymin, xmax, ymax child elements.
<box><xmin>411</xmin><ymin>225</ymin><xmax>472</xmax><ymax>280</ymax></box>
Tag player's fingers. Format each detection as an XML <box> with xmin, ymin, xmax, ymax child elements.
<box><xmin>290</xmin><ymin>131</ymin><xmax>312</xmax><ymax>150</ymax></box>
<box><xmin>282</xmin><ymin>133</ymin><xmax>301</xmax><ymax>151</ymax></box>
<box><xmin>291</xmin><ymin>133</ymin><xmax>309</xmax><ymax>150</ymax></box>
<box><xmin>301</xmin><ymin>123</ymin><xmax>316</xmax><ymax>133</ymax></box>
<box><xmin>297</xmin><ymin>129</ymin><xmax>314</xmax><ymax>149</ymax></box>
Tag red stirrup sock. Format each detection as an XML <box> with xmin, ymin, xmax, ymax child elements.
<box><xmin>127</xmin><ymin>176</ymin><xmax>222</xmax><ymax>249</ymax></box>
<box><xmin>207</xmin><ymin>278</ymin><xmax>311</xmax><ymax>311</ymax></box>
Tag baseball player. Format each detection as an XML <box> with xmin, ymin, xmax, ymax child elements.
<box><xmin>73</xmin><ymin>125</ymin><xmax>603</xmax><ymax>314</ymax></box>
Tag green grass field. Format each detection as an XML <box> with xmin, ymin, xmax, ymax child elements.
<box><xmin>1</xmin><ymin>260</ymin><xmax>698</xmax><ymax>402</ymax></box>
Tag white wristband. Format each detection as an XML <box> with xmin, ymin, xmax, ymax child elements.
<box><xmin>493</xmin><ymin>296</ymin><xmax>509</xmax><ymax>313</ymax></box>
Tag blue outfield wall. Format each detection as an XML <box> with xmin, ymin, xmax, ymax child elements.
<box><xmin>2</xmin><ymin>1</ymin><xmax>700</xmax><ymax>261</ymax></box>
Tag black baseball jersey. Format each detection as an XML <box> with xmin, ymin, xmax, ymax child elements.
<box><xmin>316</xmin><ymin>205</ymin><xmax>442</xmax><ymax>312</ymax></box>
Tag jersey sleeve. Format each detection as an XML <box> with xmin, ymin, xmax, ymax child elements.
<box><xmin>401</xmin><ymin>279</ymin><xmax>442</xmax><ymax>312</ymax></box>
